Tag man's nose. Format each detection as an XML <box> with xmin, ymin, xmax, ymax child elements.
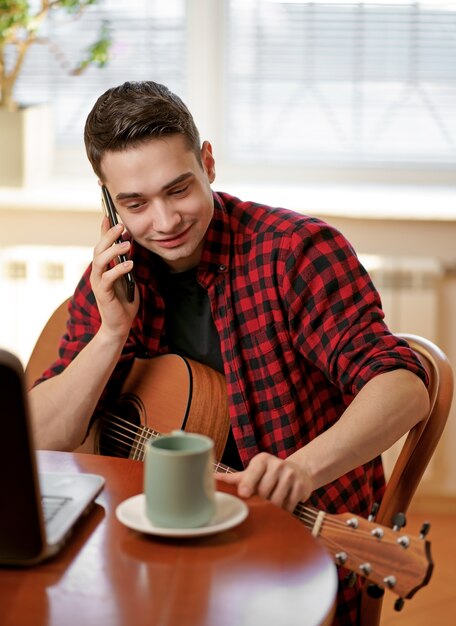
<box><xmin>151</xmin><ymin>201</ymin><xmax>182</xmax><ymax>233</ymax></box>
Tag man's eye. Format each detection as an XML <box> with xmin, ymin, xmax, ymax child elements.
<box><xmin>171</xmin><ymin>185</ymin><xmax>189</xmax><ymax>196</ymax></box>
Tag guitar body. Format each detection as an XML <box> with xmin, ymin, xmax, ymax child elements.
<box><xmin>77</xmin><ymin>354</ymin><xmax>230</xmax><ymax>462</ymax></box>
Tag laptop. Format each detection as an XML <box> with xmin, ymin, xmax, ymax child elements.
<box><xmin>0</xmin><ymin>348</ymin><xmax>105</xmax><ymax>566</ymax></box>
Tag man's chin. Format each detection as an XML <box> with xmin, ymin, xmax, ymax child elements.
<box><xmin>149</xmin><ymin>244</ymin><xmax>200</xmax><ymax>272</ymax></box>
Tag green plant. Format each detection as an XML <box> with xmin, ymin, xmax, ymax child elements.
<box><xmin>0</xmin><ymin>0</ymin><xmax>111</xmax><ymax>111</ymax></box>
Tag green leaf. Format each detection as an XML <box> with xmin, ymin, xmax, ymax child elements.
<box><xmin>72</xmin><ymin>20</ymin><xmax>112</xmax><ymax>74</ymax></box>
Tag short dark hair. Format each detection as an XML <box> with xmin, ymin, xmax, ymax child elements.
<box><xmin>84</xmin><ymin>81</ymin><xmax>201</xmax><ymax>179</ymax></box>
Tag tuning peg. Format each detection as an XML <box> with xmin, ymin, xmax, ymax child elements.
<box><xmin>392</xmin><ymin>512</ymin><xmax>407</xmax><ymax>531</ymax></box>
<box><xmin>366</xmin><ymin>583</ymin><xmax>385</xmax><ymax>599</ymax></box>
<box><xmin>371</xmin><ymin>527</ymin><xmax>384</xmax><ymax>539</ymax></box>
<box><xmin>359</xmin><ymin>562</ymin><xmax>372</xmax><ymax>576</ymax></box>
<box><xmin>335</xmin><ymin>551</ymin><xmax>348</xmax><ymax>565</ymax></box>
<box><xmin>394</xmin><ymin>598</ymin><xmax>405</xmax><ymax>612</ymax></box>
<box><xmin>346</xmin><ymin>517</ymin><xmax>359</xmax><ymax>529</ymax></box>
<box><xmin>383</xmin><ymin>575</ymin><xmax>397</xmax><ymax>589</ymax></box>
<box><xmin>368</xmin><ymin>502</ymin><xmax>379</xmax><ymax>521</ymax></box>
<box><xmin>396</xmin><ymin>535</ymin><xmax>411</xmax><ymax>548</ymax></box>
<box><xmin>420</xmin><ymin>521</ymin><xmax>431</xmax><ymax>539</ymax></box>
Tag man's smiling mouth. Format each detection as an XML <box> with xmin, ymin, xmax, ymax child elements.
<box><xmin>151</xmin><ymin>225</ymin><xmax>193</xmax><ymax>248</ymax></box>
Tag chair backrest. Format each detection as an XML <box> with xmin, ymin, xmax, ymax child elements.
<box><xmin>359</xmin><ymin>333</ymin><xmax>454</xmax><ymax>626</ymax></box>
<box><xmin>25</xmin><ymin>298</ymin><xmax>71</xmax><ymax>390</ymax></box>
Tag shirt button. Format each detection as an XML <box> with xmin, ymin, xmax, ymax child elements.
<box><xmin>218</xmin><ymin>264</ymin><xmax>227</xmax><ymax>272</ymax></box>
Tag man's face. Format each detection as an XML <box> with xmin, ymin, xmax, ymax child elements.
<box><xmin>100</xmin><ymin>135</ymin><xmax>216</xmax><ymax>273</ymax></box>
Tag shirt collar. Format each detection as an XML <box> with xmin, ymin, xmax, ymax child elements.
<box><xmin>198</xmin><ymin>191</ymin><xmax>231</xmax><ymax>283</ymax></box>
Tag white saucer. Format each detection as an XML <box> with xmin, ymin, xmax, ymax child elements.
<box><xmin>116</xmin><ymin>492</ymin><xmax>249</xmax><ymax>538</ymax></box>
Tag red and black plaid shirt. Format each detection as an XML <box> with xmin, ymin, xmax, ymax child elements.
<box><xmin>37</xmin><ymin>191</ymin><xmax>427</xmax><ymax>624</ymax></box>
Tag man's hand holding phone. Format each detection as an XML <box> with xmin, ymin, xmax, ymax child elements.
<box><xmin>89</xmin><ymin>186</ymin><xmax>139</xmax><ymax>341</ymax></box>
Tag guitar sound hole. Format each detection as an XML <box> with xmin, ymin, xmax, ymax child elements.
<box><xmin>99</xmin><ymin>395</ymin><xmax>143</xmax><ymax>458</ymax></box>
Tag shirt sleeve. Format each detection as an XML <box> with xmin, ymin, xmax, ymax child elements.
<box><xmin>281</xmin><ymin>218</ymin><xmax>428</xmax><ymax>395</ymax></box>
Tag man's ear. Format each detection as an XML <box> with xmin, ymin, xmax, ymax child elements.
<box><xmin>201</xmin><ymin>141</ymin><xmax>216</xmax><ymax>183</ymax></box>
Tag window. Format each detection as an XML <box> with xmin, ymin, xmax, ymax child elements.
<box><xmin>11</xmin><ymin>0</ymin><xmax>186</xmax><ymax>146</ymax></box>
<box><xmin>7</xmin><ymin>0</ymin><xmax>456</xmax><ymax>179</ymax></box>
<box><xmin>225</xmin><ymin>0</ymin><xmax>456</xmax><ymax>167</ymax></box>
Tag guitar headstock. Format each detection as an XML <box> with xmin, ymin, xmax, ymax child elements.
<box><xmin>321</xmin><ymin>512</ymin><xmax>433</xmax><ymax>600</ymax></box>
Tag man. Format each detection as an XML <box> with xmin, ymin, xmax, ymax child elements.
<box><xmin>29</xmin><ymin>81</ymin><xmax>429</xmax><ymax>624</ymax></box>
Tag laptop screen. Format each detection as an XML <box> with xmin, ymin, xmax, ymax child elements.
<box><xmin>0</xmin><ymin>351</ymin><xmax>45</xmax><ymax>562</ymax></box>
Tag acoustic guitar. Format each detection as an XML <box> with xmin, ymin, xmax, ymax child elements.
<box><xmin>77</xmin><ymin>353</ymin><xmax>433</xmax><ymax>603</ymax></box>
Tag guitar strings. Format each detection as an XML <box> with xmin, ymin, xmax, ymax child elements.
<box><xmin>99</xmin><ymin>412</ymin><xmax>140</xmax><ymax>457</ymax></box>
<box><xmin>99</xmin><ymin>411</ymin><xmax>159</xmax><ymax>460</ymax></box>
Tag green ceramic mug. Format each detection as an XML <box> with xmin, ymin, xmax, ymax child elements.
<box><xmin>144</xmin><ymin>431</ymin><xmax>216</xmax><ymax>528</ymax></box>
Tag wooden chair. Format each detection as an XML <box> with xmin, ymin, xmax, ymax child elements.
<box><xmin>359</xmin><ymin>333</ymin><xmax>454</xmax><ymax>626</ymax></box>
<box><xmin>25</xmin><ymin>298</ymin><xmax>71</xmax><ymax>389</ymax></box>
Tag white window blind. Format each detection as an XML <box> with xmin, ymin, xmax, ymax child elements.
<box><xmin>10</xmin><ymin>0</ymin><xmax>186</xmax><ymax>146</ymax></box>
<box><xmin>7</xmin><ymin>0</ymin><xmax>456</xmax><ymax>171</ymax></box>
<box><xmin>225</xmin><ymin>0</ymin><xmax>456</xmax><ymax>166</ymax></box>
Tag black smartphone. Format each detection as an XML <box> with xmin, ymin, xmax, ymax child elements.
<box><xmin>101</xmin><ymin>185</ymin><xmax>135</xmax><ymax>302</ymax></box>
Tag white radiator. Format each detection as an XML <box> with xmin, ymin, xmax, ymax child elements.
<box><xmin>0</xmin><ymin>245</ymin><xmax>91</xmax><ymax>366</ymax></box>
<box><xmin>361</xmin><ymin>254</ymin><xmax>442</xmax><ymax>342</ymax></box>
<box><xmin>361</xmin><ymin>254</ymin><xmax>444</xmax><ymax>489</ymax></box>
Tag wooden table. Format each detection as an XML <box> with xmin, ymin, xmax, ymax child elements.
<box><xmin>0</xmin><ymin>451</ymin><xmax>337</xmax><ymax>626</ymax></box>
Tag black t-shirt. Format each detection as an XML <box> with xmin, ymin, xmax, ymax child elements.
<box><xmin>162</xmin><ymin>268</ymin><xmax>243</xmax><ymax>470</ymax></box>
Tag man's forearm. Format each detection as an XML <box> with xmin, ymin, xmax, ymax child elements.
<box><xmin>28</xmin><ymin>327</ymin><xmax>127</xmax><ymax>451</ymax></box>
<box><xmin>289</xmin><ymin>369</ymin><xmax>430</xmax><ymax>493</ymax></box>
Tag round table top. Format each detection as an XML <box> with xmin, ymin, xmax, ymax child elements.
<box><xmin>0</xmin><ymin>451</ymin><xmax>337</xmax><ymax>626</ymax></box>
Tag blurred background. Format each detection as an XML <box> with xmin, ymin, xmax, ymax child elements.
<box><xmin>1</xmin><ymin>0</ymin><xmax>455</xmax><ymax>507</ymax></box>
